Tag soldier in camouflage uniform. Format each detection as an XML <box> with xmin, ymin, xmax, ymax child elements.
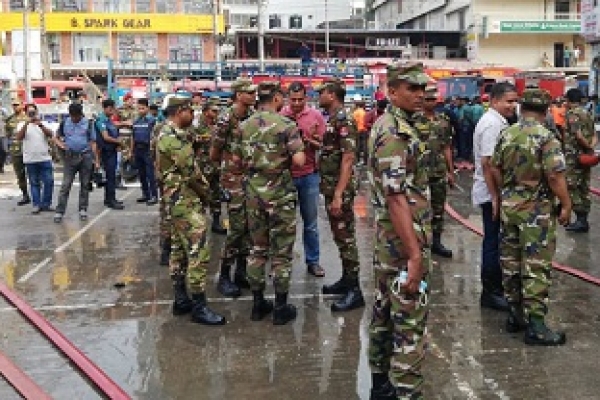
<box><xmin>117</xmin><ymin>94</ymin><xmax>136</xmax><ymax>188</ymax></box>
<box><xmin>210</xmin><ymin>78</ymin><xmax>257</xmax><ymax>298</ymax></box>
<box><xmin>316</xmin><ymin>78</ymin><xmax>365</xmax><ymax>313</ymax></box>
<box><xmin>156</xmin><ymin>94</ymin><xmax>226</xmax><ymax>326</ymax></box>
<box><xmin>414</xmin><ymin>87</ymin><xmax>455</xmax><ymax>258</ymax></box>
<box><xmin>367</xmin><ymin>63</ymin><xmax>432</xmax><ymax>400</ymax></box>
<box><xmin>4</xmin><ymin>100</ymin><xmax>30</xmax><ymax>205</ymax></box>
<box><xmin>562</xmin><ymin>88</ymin><xmax>597</xmax><ymax>233</ymax></box>
<box><xmin>152</xmin><ymin>105</ymin><xmax>172</xmax><ymax>266</ymax></box>
<box><xmin>191</xmin><ymin>100</ymin><xmax>227</xmax><ymax>235</ymax></box>
<box><xmin>233</xmin><ymin>81</ymin><xmax>306</xmax><ymax>325</ymax></box>
<box><xmin>490</xmin><ymin>89</ymin><xmax>572</xmax><ymax>346</ymax></box>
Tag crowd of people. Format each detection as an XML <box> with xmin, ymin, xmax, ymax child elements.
<box><xmin>1</xmin><ymin>64</ymin><xmax>598</xmax><ymax>399</ymax></box>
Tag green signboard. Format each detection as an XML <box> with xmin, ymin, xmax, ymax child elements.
<box><xmin>499</xmin><ymin>20</ymin><xmax>581</xmax><ymax>33</ymax></box>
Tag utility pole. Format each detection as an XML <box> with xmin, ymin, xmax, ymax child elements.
<box><xmin>258</xmin><ymin>0</ymin><xmax>265</xmax><ymax>72</ymax></box>
<box><xmin>23</xmin><ymin>0</ymin><xmax>32</xmax><ymax>103</ymax></box>
<box><xmin>38</xmin><ymin>0</ymin><xmax>52</xmax><ymax>80</ymax></box>
<box><xmin>213</xmin><ymin>0</ymin><xmax>222</xmax><ymax>87</ymax></box>
<box><xmin>325</xmin><ymin>0</ymin><xmax>330</xmax><ymax>68</ymax></box>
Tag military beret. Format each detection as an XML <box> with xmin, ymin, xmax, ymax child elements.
<box><xmin>521</xmin><ymin>89</ymin><xmax>552</xmax><ymax>107</ymax></box>
<box><xmin>231</xmin><ymin>78</ymin><xmax>258</xmax><ymax>93</ymax></box>
<box><xmin>257</xmin><ymin>81</ymin><xmax>282</xmax><ymax>95</ymax></box>
<box><xmin>386</xmin><ymin>62</ymin><xmax>430</xmax><ymax>85</ymax></box>
<box><xmin>315</xmin><ymin>77</ymin><xmax>346</xmax><ymax>92</ymax></box>
<box><xmin>161</xmin><ymin>93</ymin><xmax>192</xmax><ymax>109</ymax></box>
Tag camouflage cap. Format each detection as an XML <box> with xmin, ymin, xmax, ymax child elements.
<box><xmin>231</xmin><ymin>78</ymin><xmax>258</xmax><ymax>93</ymax></box>
<box><xmin>161</xmin><ymin>93</ymin><xmax>192</xmax><ymax>109</ymax></box>
<box><xmin>521</xmin><ymin>89</ymin><xmax>552</xmax><ymax>107</ymax></box>
<box><xmin>424</xmin><ymin>85</ymin><xmax>438</xmax><ymax>99</ymax></box>
<box><xmin>315</xmin><ymin>77</ymin><xmax>346</xmax><ymax>92</ymax></box>
<box><xmin>203</xmin><ymin>97</ymin><xmax>221</xmax><ymax>111</ymax></box>
<box><xmin>386</xmin><ymin>62</ymin><xmax>430</xmax><ymax>85</ymax></box>
<box><xmin>257</xmin><ymin>81</ymin><xmax>283</xmax><ymax>96</ymax></box>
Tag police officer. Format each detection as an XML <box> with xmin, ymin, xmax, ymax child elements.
<box><xmin>157</xmin><ymin>94</ymin><xmax>226</xmax><ymax>326</ymax></box>
<box><xmin>130</xmin><ymin>98</ymin><xmax>158</xmax><ymax>205</ymax></box>
<box><xmin>4</xmin><ymin>100</ymin><xmax>30</xmax><ymax>205</ymax></box>
<box><xmin>563</xmin><ymin>88</ymin><xmax>597</xmax><ymax>232</ymax></box>
<box><xmin>117</xmin><ymin>93</ymin><xmax>136</xmax><ymax>189</ymax></box>
<box><xmin>96</xmin><ymin>99</ymin><xmax>125</xmax><ymax>210</ymax></box>
<box><xmin>316</xmin><ymin>77</ymin><xmax>364</xmax><ymax>312</ymax></box>
<box><xmin>368</xmin><ymin>63</ymin><xmax>432</xmax><ymax>400</ymax></box>
<box><xmin>234</xmin><ymin>81</ymin><xmax>306</xmax><ymax>325</ymax></box>
<box><xmin>490</xmin><ymin>89</ymin><xmax>571</xmax><ymax>346</ymax></box>
<box><xmin>415</xmin><ymin>87</ymin><xmax>455</xmax><ymax>258</ymax></box>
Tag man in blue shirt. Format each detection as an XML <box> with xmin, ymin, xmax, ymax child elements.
<box><xmin>96</xmin><ymin>99</ymin><xmax>125</xmax><ymax>209</ymax></box>
<box><xmin>53</xmin><ymin>103</ymin><xmax>100</xmax><ymax>222</ymax></box>
<box><xmin>129</xmin><ymin>98</ymin><xmax>158</xmax><ymax>205</ymax></box>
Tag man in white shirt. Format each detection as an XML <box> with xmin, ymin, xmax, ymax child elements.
<box><xmin>472</xmin><ymin>82</ymin><xmax>518</xmax><ymax>312</ymax></box>
<box><xmin>16</xmin><ymin>104</ymin><xmax>55</xmax><ymax>214</ymax></box>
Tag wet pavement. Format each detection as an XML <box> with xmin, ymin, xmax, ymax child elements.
<box><xmin>1</xmin><ymin>166</ymin><xmax>600</xmax><ymax>400</ymax></box>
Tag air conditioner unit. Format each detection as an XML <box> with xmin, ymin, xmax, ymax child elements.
<box><xmin>367</xmin><ymin>21</ymin><xmax>377</xmax><ymax>29</ymax></box>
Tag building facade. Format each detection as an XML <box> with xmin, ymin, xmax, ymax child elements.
<box><xmin>0</xmin><ymin>0</ymin><xmax>224</xmax><ymax>80</ymax></box>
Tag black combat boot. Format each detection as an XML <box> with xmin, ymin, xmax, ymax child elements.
<box><xmin>331</xmin><ymin>276</ymin><xmax>365</xmax><ymax>312</ymax></box>
<box><xmin>322</xmin><ymin>269</ymin><xmax>350</xmax><ymax>295</ymax></box>
<box><xmin>190</xmin><ymin>293</ymin><xmax>227</xmax><ymax>325</ymax></box>
<box><xmin>370</xmin><ymin>373</ymin><xmax>396</xmax><ymax>400</ymax></box>
<box><xmin>217</xmin><ymin>260</ymin><xmax>241</xmax><ymax>298</ymax></box>
<box><xmin>524</xmin><ymin>316</ymin><xmax>566</xmax><ymax>346</ymax></box>
<box><xmin>480</xmin><ymin>274</ymin><xmax>509</xmax><ymax>311</ymax></box>
<box><xmin>234</xmin><ymin>256</ymin><xmax>251</xmax><ymax>290</ymax></box>
<box><xmin>172</xmin><ymin>278</ymin><xmax>193</xmax><ymax>316</ymax></box>
<box><xmin>251</xmin><ymin>290</ymin><xmax>274</xmax><ymax>321</ymax></box>
<box><xmin>17</xmin><ymin>192</ymin><xmax>31</xmax><ymax>206</ymax></box>
<box><xmin>431</xmin><ymin>232</ymin><xmax>453</xmax><ymax>258</ymax></box>
<box><xmin>506</xmin><ymin>302</ymin><xmax>528</xmax><ymax>333</ymax></box>
<box><xmin>160</xmin><ymin>238</ymin><xmax>171</xmax><ymax>266</ymax></box>
<box><xmin>211</xmin><ymin>211</ymin><xmax>227</xmax><ymax>235</ymax></box>
<box><xmin>565</xmin><ymin>212</ymin><xmax>590</xmax><ymax>233</ymax></box>
<box><xmin>272</xmin><ymin>292</ymin><xmax>297</xmax><ymax>325</ymax></box>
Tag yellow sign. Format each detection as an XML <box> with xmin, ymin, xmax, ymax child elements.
<box><xmin>0</xmin><ymin>12</ymin><xmax>224</xmax><ymax>34</ymax></box>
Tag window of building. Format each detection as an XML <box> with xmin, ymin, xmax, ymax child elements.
<box><xmin>135</xmin><ymin>0</ymin><xmax>152</xmax><ymax>12</ymax></box>
<box><xmin>52</xmin><ymin>0</ymin><xmax>89</xmax><ymax>11</ymax></box>
<box><xmin>555</xmin><ymin>0</ymin><xmax>570</xmax><ymax>19</ymax></box>
<box><xmin>229</xmin><ymin>14</ymin><xmax>253</xmax><ymax>27</ymax></box>
<box><xmin>9</xmin><ymin>0</ymin><xmax>25</xmax><ymax>10</ymax></box>
<box><xmin>48</xmin><ymin>33</ymin><xmax>61</xmax><ymax>64</ymax></box>
<box><xmin>118</xmin><ymin>34</ymin><xmax>158</xmax><ymax>60</ymax></box>
<box><xmin>168</xmin><ymin>34</ymin><xmax>203</xmax><ymax>62</ymax></box>
<box><xmin>92</xmin><ymin>0</ymin><xmax>131</xmax><ymax>12</ymax></box>
<box><xmin>222</xmin><ymin>0</ymin><xmax>257</xmax><ymax>5</ymax></box>
<box><xmin>156</xmin><ymin>0</ymin><xmax>179</xmax><ymax>13</ymax></box>
<box><xmin>182</xmin><ymin>0</ymin><xmax>212</xmax><ymax>13</ymax></box>
<box><xmin>73</xmin><ymin>34</ymin><xmax>107</xmax><ymax>63</ymax></box>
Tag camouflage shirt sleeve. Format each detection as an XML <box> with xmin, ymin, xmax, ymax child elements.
<box><xmin>542</xmin><ymin>135</ymin><xmax>566</xmax><ymax>174</ymax></box>
<box><xmin>374</xmin><ymin>123</ymin><xmax>409</xmax><ymax>196</ymax></box>
<box><xmin>490</xmin><ymin>133</ymin><xmax>505</xmax><ymax>169</ymax></box>
<box><xmin>285</xmin><ymin>123</ymin><xmax>305</xmax><ymax>156</ymax></box>
<box><xmin>340</xmin><ymin>117</ymin><xmax>357</xmax><ymax>153</ymax></box>
<box><xmin>212</xmin><ymin>109</ymin><xmax>232</xmax><ymax>151</ymax></box>
<box><xmin>440</xmin><ymin>115</ymin><xmax>453</xmax><ymax>146</ymax></box>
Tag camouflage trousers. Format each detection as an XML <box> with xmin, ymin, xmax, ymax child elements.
<box><xmin>500</xmin><ymin>211</ymin><xmax>556</xmax><ymax>319</ymax></box>
<box><xmin>324</xmin><ymin>193</ymin><xmax>360</xmax><ymax>278</ymax></box>
<box><xmin>157</xmin><ymin>178</ymin><xmax>171</xmax><ymax>245</ymax></box>
<box><xmin>369</xmin><ymin>247</ymin><xmax>431</xmax><ymax>399</ymax></box>
<box><xmin>429</xmin><ymin>177</ymin><xmax>447</xmax><ymax>234</ymax></box>
<box><xmin>207</xmin><ymin>169</ymin><xmax>222</xmax><ymax>214</ymax></box>
<box><xmin>246</xmin><ymin>197</ymin><xmax>297</xmax><ymax>293</ymax></box>
<box><xmin>12</xmin><ymin>154</ymin><xmax>29</xmax><ymax>196</ymax></box>
<box><xmin>169</xmin><ymin>198</ymin><xmax>210</xmax><ymax>294</ymax></box>
<box><xmin>221</xmin><ymin>172</ymin><xmax>251</xmax><ymax>261</ymax></box>
<box><xmin>566</xmin><ymin>167</ymin><xmax>591</xmax><ymax>213</ymax></box>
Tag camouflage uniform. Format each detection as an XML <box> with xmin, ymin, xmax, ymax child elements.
<box><xmin>153</xmin><ymin>120</ymin><xmax>171</xmax><ymax>251</ymax></box>
<box><xmin>234</xmin><ymin>98</ymin><xmax>304</xmax><ymax>293</ymax></box>
<box><xmin>491</xmin><ymin>89</ymin><xmax>568</xmax><ymax>345</ymax></box>
<box><xmin>367</xmin><ymin>64</ymin><xmax>432</xmax><ymax>399</ymax></box>
<box><xmin>192</xmin><ymin>112</ymin><xmax>221</xmax><ymax>214</ymax></box>
<box><xmin>564</xmin><ymin>106</ymin><xmax>595</xmax><ymax>214</ymax></box>
<box><xmin>117</xmin><ymin>105</ymin><xmax>136</xmax><ymax>181</ymax></box>
<box><xmin>4</xmin><ymin>111</ymin><xmax>29</xmax><ymax>200</ymax></box>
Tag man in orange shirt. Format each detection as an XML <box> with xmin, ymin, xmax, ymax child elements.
<box><xmin>352</xmin><ymin>94</ymin><xmax>368</xmax><ymax>165</ymax></box>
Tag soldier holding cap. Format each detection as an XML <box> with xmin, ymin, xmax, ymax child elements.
<box><xmin>157</xmin><ymin>93</ymin><xmax>226</xmax><ymax>326</ymax></box>
<box><xmin>316</xmin><ymin>77</ymin><xmax>365</xmax><ymax>313</ymax></box>
<box><xmin>490</xmin><ymin>89</ymin><xmax>571</xmax><ymax>345</ymax></box>
<box><xmin>210</xmin><ymin>78</ymin><xmax>257</xmax><ymax>298</ymax></box>
<box><xmin>367</xmin><ymin>63</ymin><xmax>432</xmax><ymax>399</ymax></box>
<box><xmin>233</xmin><ymin>81</ymin><xmax>306</xmax><ymax>325</ymax></box>
<box><xmin>414</xmin><ymin>86</ymin><xmax>455</xmax><ymax>258</ymax></box>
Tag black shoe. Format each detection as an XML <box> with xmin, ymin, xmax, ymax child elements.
<box><xmin>104</xmin><ymin>199</ymin><xmax>124</xmax><ymax>206</ymax></box>
<box><xmin>217</xmin><ymin>276</ymin><xmax>241</xmax><ymax>298</ymax></box>
<box><xmin>251</xmin><ymin>290</ymin><xmax>274</xmax><ymax>321</ymax></box>
<box><xmin>146</xmin><ymin>197</ymin><xmax>158</xmax><ymax>206</ymax></box>
<box><xmin>105</xmin><ymin>201</ymin><xmax>124</xmax><ymax>210</ymax></box>
<box><xmin>480</xmin><ymin>289</ymin><xmax>509</xmax><ymax>311</ymax></box>
<box><xmin>273</xmin><ymin>293</ymin><xmax>297</xmax><ymax>325</ymax></box>
<box><xmin>160</xmin><ymin>239</ymin><xmax>171</xmax><ymax>266</ymax></box>
<box><xmin>172</xmin><ymin>279</ymin><xmax>193</xmax><ymax>316</ymax></box>
<box><xmin>331</xmin><ymin>286</ymin><xmax>365</xmax><ymax>312</ymax></box>
<box><xmin>190</xmin><ymin>294</ymin><xmax>226</xmax><ymax>325</ymax></box>
<box><xmin>370</xmin><ymin>381</ymin><xmax>397</xmax><ymax>400</ymax></box>
<box><xmin>234</xmin><ymin>257</ymin><xmax>251</xmax><ymax>290</ymax></box>
<box><xmin>136</xmin><ymin>197</ymin><xmax>149</xmax><ymax>203</ymax></box>
<box><xmin>17</xmin><ymin>196</ymin><xmax>31</xmax><ymax>206</ymax></box>
<box><xmin>40</xmin><ymin>206</ymin><xmax>55</xmax><ymax>212</ymax></box>
<box><xmin>211</xmin><ymin>212</ymin><xmax>227</xmax><ymax>235</ymax></box>
<box><xmin>524</xmin><ymin>317</ymin><xmax>566</xmax><ymax>346</ymax></box>
<box><xmin>506</xmin><ymin>303</ymin><xmax>528</xmax><ymax>333</ymax></box>
<box><xmin>432</xmin><ymin>232</ymin><xmax>453</xmax><ymax>258</ymax></box>
<box><xmin>565</xmin><ymin>212</ymin><xmax>589</xmax><ymax>233</ymax></box>
<box><xmin>322</xmin><ymin>274</ymin><xmax>350</xmax><ymax>295</ymax></box>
